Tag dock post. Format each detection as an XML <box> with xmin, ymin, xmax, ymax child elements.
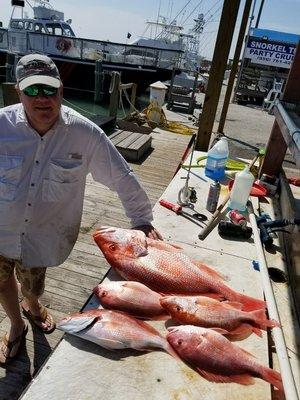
<box><xmin>6</xmin><ymin>52</ymin><xmax>16</xmax><ymax>82</ymax></box>
<box><xmin>109</xmin><ymin>72</ymin><xmax>121</xmax><ymax>117</ymax></box>
<box><xmin>2</xmin><ymin>82</ymin><xmax>20</xmax><ymax>106</ymax></box>
<box><xmin>94</xmin><ymin>60</ymin><xmax>103</xmax><ymax>103</ymax></box>
<box><xmin>217</xmin><ymin>0</ymin><xmax>252</xmax><ymax>134</ymax></box>
<box><xmin>196</xmin><ymin>0</ymin><xmax>241</xmax><ymax>151</ymax></box>
<box><xmin>130</xmin><ymin>83</ymin><xmax>137</xmax><ymax>113</ymax></box>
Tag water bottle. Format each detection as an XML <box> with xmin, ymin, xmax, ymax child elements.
<box><xmin>205</xmin><ymin>137</ymin><xmax>229</xmax><ymax>180</ymax></box>
<box><xmin>228</xmin><ymin>166</ymin><xmax>255</xmax><ymax>211</ymax></box>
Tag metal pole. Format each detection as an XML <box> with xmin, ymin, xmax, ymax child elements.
<box><xmin>248</xmin><ymin>201</ymin><xmax>300</xmax><ymax>400</ymax></box>
<box><xmin>218</xmin><ymin>0</ymin><xmax>252</xmax><ymax>134</ymax></box>
<box><xmin>233</xmin><ymin>0</ymin><xmax>257</xmax><ymax>102</ymax></box>
<box><xmin>255</xmin><ymin>0</ymin><xmax>265</xmax><ymax>28</ymax></box>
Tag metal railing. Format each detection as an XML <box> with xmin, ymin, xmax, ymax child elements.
<box><xmin>0</xmin><ymin>28</ymin><xmax>183</xmax><ymax>70</ymax></box>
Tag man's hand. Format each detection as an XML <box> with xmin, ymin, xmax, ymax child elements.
<box><xmin>133</xmin><ymin>224</ymin><xmax>163</xmax><ymax>240</ymax></box>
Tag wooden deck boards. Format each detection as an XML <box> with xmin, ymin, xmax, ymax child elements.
<box><xmin>0</xmin><ymin>129</ymin><xmax>190</xmax><ymax>400</ymax></box>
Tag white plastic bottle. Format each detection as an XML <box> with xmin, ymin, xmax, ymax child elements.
<box><xmin>205</xmin><ymin>137</ymin><xmax>229</xmax><ymax>180</ymax></box>
<box><xmin>228</xmin><ymin>166</ymin><xmax>255</xmax><ymax>211</ymax></box>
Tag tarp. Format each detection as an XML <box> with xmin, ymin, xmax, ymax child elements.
<box><xmin>244</xmin><ymin>28</ymin><xmax>300</xmax><ymax>69</ymax></box>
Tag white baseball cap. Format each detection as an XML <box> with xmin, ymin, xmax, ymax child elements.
<box><xmin>16</xmin><ymin>53</ymin><xmax>61</xmax><ymax>90</ymax></box>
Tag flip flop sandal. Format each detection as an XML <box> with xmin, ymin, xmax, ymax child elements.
<box><xmin>0</xmin><ymin>325</ymin><xmax>28</xmax><ymax>366</ymax></box>
<box><xmin>22</xmin><ymin>304</ymin><xmax>56</xmax><ymax>335</ymax></box>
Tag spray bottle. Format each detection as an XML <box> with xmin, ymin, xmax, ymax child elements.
<box><xmin>228</xmin><ymin>166</ymin><xmax>255</xmax><ymax>212</ymax></box>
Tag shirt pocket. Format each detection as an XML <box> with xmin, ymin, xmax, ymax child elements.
<box><xmin>0</xmin><ymin>155</ymin><xmax>23</xmax><ymax>201</ymax></box>
<box><xmin>42</xmin><ymin>159</ymin><xmax>83</xmax><ymax>203</ymax></box>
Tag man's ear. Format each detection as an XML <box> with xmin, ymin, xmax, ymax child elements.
<box><xmin>15</xmin><ymin>85</ymin><xmax>21</xmax><ymax>98</ymax></box>
<box><xmin>58</xmin><ymin>85</ymin><xmax>63</xmax><ymax>98</ymax></box>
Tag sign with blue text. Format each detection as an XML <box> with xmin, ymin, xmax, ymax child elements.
<box><xmin>244</xmin><ymin>28</ymin><xmax>300</xmax><ymax>69</ymax></box>
<box><xmin>245</xmin><ymin>36</ymin><xmax>296</xmax><ymax>68</ymax></box>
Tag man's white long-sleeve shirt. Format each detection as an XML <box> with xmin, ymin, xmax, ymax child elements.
<box><xmin>0</xmin><ymin>104</ymin><xmax>153</xmax><ymax>267</ymax></box>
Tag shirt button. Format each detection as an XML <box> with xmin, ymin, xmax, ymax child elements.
<box><xmin>28</xmin><ymin>203</ymin><xmax>31</xmax><ymax>206</ymax></box>
<box><xmin>25</xmin><ymin>219</ymin><xmax>28</xmax><ymax>222</ymax></box>
<box><xmin>31</xmin><ymin>183</ymin><xmax>35</xmax><ymax>187</ymax></box>
<box><xmin>35</xmin><ymin>160</ymin><xmax>39</xmax><ymax>164</ymax></box>
<box><xmin>21</xmin><ymin>232</ymin><xmax>25</xmax><ymax>235</ymax></box>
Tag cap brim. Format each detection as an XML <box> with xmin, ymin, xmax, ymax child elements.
<box><xmin>19</xmin><ymin>75</ymin><xmax>61</xmax><ymax>91</ymax></box>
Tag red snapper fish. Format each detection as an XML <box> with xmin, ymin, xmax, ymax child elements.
<box><xmin>167</xmin><ymin>325</ymin><xmax>283</xmax><ymax>390</ymax></box>
<box><xmin>57</xmin><ymin>309</ymin><xmax>176</xmax><ymax>357</ymax></box>
<box><xmin>160</xmin><ymin>296</ymin><xmax>280</xmax><ymax>340</ymax></box>
<box><xmin>93</xmin><ymin>227</ymin><xmax>266</xmax><ymax>311</ymax></box>
<box><xmin>93</xmin><ymin>281</ymin><xmax>168</xmax><ymax>319</ymax></box>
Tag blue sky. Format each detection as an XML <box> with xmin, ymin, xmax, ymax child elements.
<box><xmin>0</xmin><ymin>0</ymin><xmax>300</xmax><ymax>60</ymax></box>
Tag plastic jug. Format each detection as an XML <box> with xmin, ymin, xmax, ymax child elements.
<box><xmin>205</xmin><ymin>137</ymin><xmax>229</xmax><ymax>180</ymax></box>
<box><xmin>228</xmin><ymin>166</ymin><xmax>255</xmax><ymax>211</ymax></box>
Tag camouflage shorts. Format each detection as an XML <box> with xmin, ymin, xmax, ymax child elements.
<box><xmin>0</xmin><ymin>255</ymin><xmax>46</xmax><ymax>297</ymax></box>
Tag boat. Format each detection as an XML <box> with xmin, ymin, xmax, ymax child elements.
<box><xmin>0</xmin><ymin>0</ymin><xmax>185</xmax><ymax>99</ymax></box>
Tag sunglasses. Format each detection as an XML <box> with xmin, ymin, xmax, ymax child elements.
<box><xmin>22</xmin><ymin>85</ymin><xmax>58</xmax><ymax>97</ymax></box>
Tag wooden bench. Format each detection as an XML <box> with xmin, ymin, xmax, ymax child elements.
<box><xmin>109</xmin><ymin>130</ymin><xmax>152</xmax><ymax>162</ymax></box>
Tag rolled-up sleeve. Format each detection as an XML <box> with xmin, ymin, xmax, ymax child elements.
<box><xmin>87</xmin><ymin>128</ymin><xmax>153</xmax><ymax>227</ymax></box>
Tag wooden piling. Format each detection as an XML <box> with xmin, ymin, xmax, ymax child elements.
<box><xmin>94</xmin><ymin>60</ymin><xmax>103</xmax><ymax>103</ymax></box>
<box><xmin>196</xmin><ymin>0</ymin><xmax>241</xmax><ymax>151</ymax></box>
<box><xmin>2</xmin><ymin>82</ymin><xmax>20</xmax><ymax>106</ymax></box>
<box><xmin>109</xmin><ymin>72</ymin><xmax>121</xmax><ymax>117</ymax></box>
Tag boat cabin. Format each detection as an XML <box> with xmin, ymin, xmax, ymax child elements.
<box><xmin>9</xmin><ymin>18</ymin><xmax>75</xmax><ymax>36</ymax></box>
<box><xmin>8</xmin><ymin>4</ymin><xmax>75</xmax><ymax>37</ymax></box>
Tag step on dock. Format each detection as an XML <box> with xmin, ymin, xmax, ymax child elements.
<box><xmin>109</xmin><ymin>130</ymin><xmax>152</xmax><ymax>162</ymax></box>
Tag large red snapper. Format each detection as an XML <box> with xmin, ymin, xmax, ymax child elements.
<box><xmin>93</xmin><ymin>227</ymin><xmax>266</xmax><ymax>311</ymax></box>
<box><xmin>93</xmin><ymin>281</ymin><xmax>168</xmax><ymax>319</ymax></box>
<box><xmin>167</xmin><ymin>325</ymin><xmax>283</xmax><ymax>390</ymax></box>
<box><xmin>57</xmin><ymin>308</ymin><xmax>176</xmax><ymax>356</ymax></box>
<box><xmin>160</xmin><ymin>296</ymin><xmax>280</xmax><ymax>340</ymax></box>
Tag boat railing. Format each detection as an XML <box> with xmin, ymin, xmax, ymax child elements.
<box><xmin>0</xmin><ymin>28</ymin><xmax>183</xmax><ymax>70</ymax></box>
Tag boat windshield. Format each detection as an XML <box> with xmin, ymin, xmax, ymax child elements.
<box><xmin>45</xmin><ymin>23</ymin><xmax>74</xmax><ymax>36</ymax></box>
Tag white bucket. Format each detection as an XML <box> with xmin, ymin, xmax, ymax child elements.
<box><xmin>149</xmin><ymin>81</ymin><xmax>168</xmax><ymax>107</ymax></box>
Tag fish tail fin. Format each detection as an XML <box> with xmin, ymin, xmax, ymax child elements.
<box><xmin>260</xmin><ymin>367</ymin><xmax>283</xmax><ymax>391</ymax></box>
<box><xmin>233</xmin><ymin>292</ymin><xmax>266</xmax><ymax>312</ymax></box>
<box><xmin>251</xmin><ymin>309</ymin><xmax>281</xmax><ymax>329</ymax></box>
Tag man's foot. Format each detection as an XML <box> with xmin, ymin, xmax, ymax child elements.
<box><xmin>0</xmin><ymin>323</ymin><xmax>28</xmax><ymax>365</ymax></box>
<box><xmin>21</xmin><ymin>301</ymin><xmax>56</xmax><ymax>334</ymax></box>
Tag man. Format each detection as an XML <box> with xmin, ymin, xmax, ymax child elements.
<box><xmin>0</xmin><ymin>54</ymin><xmax>161</xmax><ymax>365</ymax></box>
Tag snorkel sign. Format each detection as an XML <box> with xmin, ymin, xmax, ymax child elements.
<box><xmin>245</xmin><ymin>36</ymin><xmax>296</xmax><ymax>68</ymax></box>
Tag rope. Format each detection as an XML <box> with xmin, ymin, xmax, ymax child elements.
<box><xmin>119</xmin><ymin>88</ymin><xmax>127</xmax><ymax>117</ymax></box>
<box><xmin>62</xmin><ymin>97</ymin><xmax>97</xmax><ymax>116</ymax></box>
<box><xmin>143</xmin><ymin>102</ymin><xmax>197</xmax><ymax>135</ymax></box>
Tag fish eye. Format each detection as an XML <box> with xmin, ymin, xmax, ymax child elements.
<box><xmin>176</xmin><ymin>306</ymin><xmax>181</xmax><ymax>312</ymax></box>
<box><xmin>101</xmin><ymin>290</ymin><xmax>107</xmax><ymax>297</ymax></box>
<box><xmin>109</xmin><ymin>244</ymin><xmax>116</xmax><ymax>251</ymax></box>
<box><xmin>177</xmin><ymin>339</ymin><xmax>183</xmax><ymax>345</ymax></box>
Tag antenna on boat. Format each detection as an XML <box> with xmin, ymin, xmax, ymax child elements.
<box><xmin>155</xmin><ymin>0</ymin><xmax>162</xmax><ymax>37</ymax></box>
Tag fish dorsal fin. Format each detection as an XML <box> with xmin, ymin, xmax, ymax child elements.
<box><xmin>224</xmin><ymin>301</ymin><xmax>244</xmax><ymax>310</ymax></box>
<box><xmin>193</xmin><ymin>262</ymin><xmax>228</xmax><ymax>281</ymax></box>
<box><xmin>196</xmin><ymin>369</ymin><xmax>255</xmax><ymax>385</ymax></box>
